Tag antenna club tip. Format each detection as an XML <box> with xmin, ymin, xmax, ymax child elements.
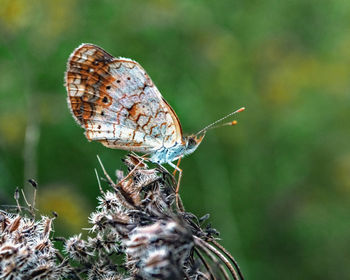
<box><xmin>231</xmin><ymin>120</ymin><xmax>238</xmax><ymax>125</ymax></box>
<box><xmin>237</xmin><ymin>107</ymin><xmax>245</xmax><ymax>113</ymax></box>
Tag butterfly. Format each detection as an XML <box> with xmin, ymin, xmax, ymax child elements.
<box><xmin>65</xmin><ymin>44</ymin><xmax>244</xmax><ymax>173</ymax></box>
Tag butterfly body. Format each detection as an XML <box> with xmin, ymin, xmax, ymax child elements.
<box><xmin>149</xmin><ymin>143</ymin><xmax>185</xmax><ymax>164</ymax></box>
<box><xmin>148</xmin><ymin>134</ymin><xmax>202</xmax><ymax>164</ymax></box>
<box><xmin>65</xmin><ymin>43</ymin><xmax>204</xmax><ymax>165</ymax></box>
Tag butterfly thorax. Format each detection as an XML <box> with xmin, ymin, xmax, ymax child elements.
<box><xmin>149</xmin><ymin>134</ymin><xmax>204</xmax><ymax>164</ymax></box>
<box><xmin>149</xmin><ymin>143</ymin><xmax>186</xmax><ymax>164</ymax></box>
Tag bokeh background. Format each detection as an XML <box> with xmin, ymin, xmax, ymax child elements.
<box><xmin>1</xmin><ymin>0</ymin><xmax>350</xmax><ymax>279</ymax></box>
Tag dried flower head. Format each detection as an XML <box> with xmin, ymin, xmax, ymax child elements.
<box><xmin>0</xmin><ymin>212</ymin><xmax>71</xmax><ymax>279</ymax></box>
<box><xmin>1</xmin><ymin>154</ymin><xmax>243</xmax><ymax>279</ymax></box>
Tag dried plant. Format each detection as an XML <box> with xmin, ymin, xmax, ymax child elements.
<box><xmin>0</xmin><ymin>212</ymin><xmax>71</xmax><ymax>279</ymax></box>
<box><xmin>0</xmin><ymin>155</ymin><xmax>244</xmax><ymax>280</ymax></box>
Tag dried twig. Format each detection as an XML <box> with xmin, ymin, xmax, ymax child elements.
<box><xmin>14</xmin><ymin>187</ymin><xmax>21</xmax><ymax>213</ymax></box>
<box><xmin>211</xmin><ymin>239</ymin><xmax>244</xmax><ymax>280</ymax></box>
<box><xmin>96</xmin><ymin>154</ymin><xmax>116</xmax><ymax>187</ymax></box>
<box><xmin>94</xmin><ymin>168</ymin><xmax>105</xmax><ymax>195</ymax></box>
<box><xmin>195</xmin><ymin>236</ymin><xmax>239</xmax><ymax>280</ymax></box>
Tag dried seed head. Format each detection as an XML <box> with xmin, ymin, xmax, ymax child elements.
<box><xmin>51</xmin><ymin>211</ymin><xmax>58</xmax><ymax>218</ymax></box>
<box><xmin>0</xmin><ymin>211</ymin><xmax>69</xmax><ymax>279</ymax></box>
<box><xmin>124</xmin><ymin>219</ymin><xmax>193</xmax><ymax>279</ymax></box>
<box><xmin>0</xmin><ymin>154</ymin><xmax>242</xmax><ymax>279</ymax></box>
<box><xmin>64</xmin><ymin>234</ymin><xmax>93</xmax><ymax>261</ymax></box>
<box><xmin>14</xmin><ymin>187</ymin><xmax>20</xmax><ymax>200</ymax></box>
<box><xmin>8</xmin><ymin>216</ymin><xmax>21</xmax><ymax>233</ymax></box>
<box><xmin>28</xmin><ymin>179</ymin><xmax>38</xmax><ymax>189</ymax></box>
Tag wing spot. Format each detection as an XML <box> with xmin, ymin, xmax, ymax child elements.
<box><xmin>127</xmin><ymin>77</ymin><xmax>131</xmax><ymax>80</ymax></box>
<box><xmin>101</xmin><ymin>111</ymin><xmax>105</xmax><ymax>116</ymax></box>
<box><xmin>102</xmin><ymin>96</ymin><xmax>109</xmax><ymax>103</ymax></box>
<box><xmin>106</xmin><ymin>85</ymin><xmax>111</xmax><ymax>90</ymax></box>
<box><xmin>117</xmin><ymin>80</ymin><xmax>121</xmax><ymax>83</ymax></box>
<box><xmin>98</xmin><ymin>125</ymin><xmax>101</xmax><ymax>129</ymax></box>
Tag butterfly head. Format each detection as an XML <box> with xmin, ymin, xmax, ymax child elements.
<box><xmin>184</xmin><ymin>133</ymin><xmax>205</xmax><ymax>156</ymax></box>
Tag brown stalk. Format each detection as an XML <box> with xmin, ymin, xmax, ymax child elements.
<box><xmin>195</xmin><ymin>236</ymin><xmax>239</xmax><ymax>280</ymax></box>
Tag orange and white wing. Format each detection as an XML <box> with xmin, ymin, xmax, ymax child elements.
<box><xmin>65</xmin><ymin>44</ymin><xmax>184</xmax><ymax>153</ymax></box>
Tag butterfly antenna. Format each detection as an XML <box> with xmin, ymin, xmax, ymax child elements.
<box><xmin>196</xmin><ymin>107</ymin><xmax>245</xmax><ymax>136</ymax></box>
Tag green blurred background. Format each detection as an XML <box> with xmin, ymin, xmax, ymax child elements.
<box><xmin>1</xmin><ymin>0</ymin><xmax>350</xmax><ymax>278</ymax></box>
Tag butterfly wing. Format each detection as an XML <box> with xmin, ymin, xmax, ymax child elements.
<box><xmin>65</xmin><ymin>44</ymin><xmax>184</xmax><ymax>153</ymax></box>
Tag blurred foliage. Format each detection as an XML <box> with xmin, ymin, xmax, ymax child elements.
<box><xmin>0</xmin><ymin>0</ymin><xmax>350</xmax><ymax>279</ymax></box>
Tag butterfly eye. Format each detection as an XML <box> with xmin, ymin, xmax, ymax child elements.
<box><xmin>187</xmin><ymin>137</ymin><xmax>197</xmax><ymax>148</ymax></box>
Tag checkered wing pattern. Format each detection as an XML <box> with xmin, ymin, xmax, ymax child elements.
<box><xmin>65</xmin><ymin>44</ymin><xmax>184</xmax><ymax>153</ymax></box>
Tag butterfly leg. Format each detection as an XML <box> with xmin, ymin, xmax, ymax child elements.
<box><xmin>172</xmin><ymin>157</ymin><xmax>182</xmax><ymax>176</ymax></box>
<box><xmin>168</xmin><ymin>161</ymin><xmax>184</xmax><ymax>211</ymax></box>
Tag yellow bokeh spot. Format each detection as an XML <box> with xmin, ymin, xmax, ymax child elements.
<box><xmin>0</xmin><ymin>114</ymin><xmax>26</xmax><ymax>146</ymax></box>
<box><xmin>262</xmin><ymin>44</ymin><xmax>350</xmax><ymax>107</ymax></box>
<box><xmin>38</xmin><ymin>185</ymin><xmax>88</xmax><ymax>233</ymax></box>
<box><xmin>0</xmin><ymin>0</ymin><xmax>76</xmax><ymax>39</ymax></box>
<box><xmin>0</xmin><ymin>0</ymin><xmax>31</xmax><ymax>31</ymax></box>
